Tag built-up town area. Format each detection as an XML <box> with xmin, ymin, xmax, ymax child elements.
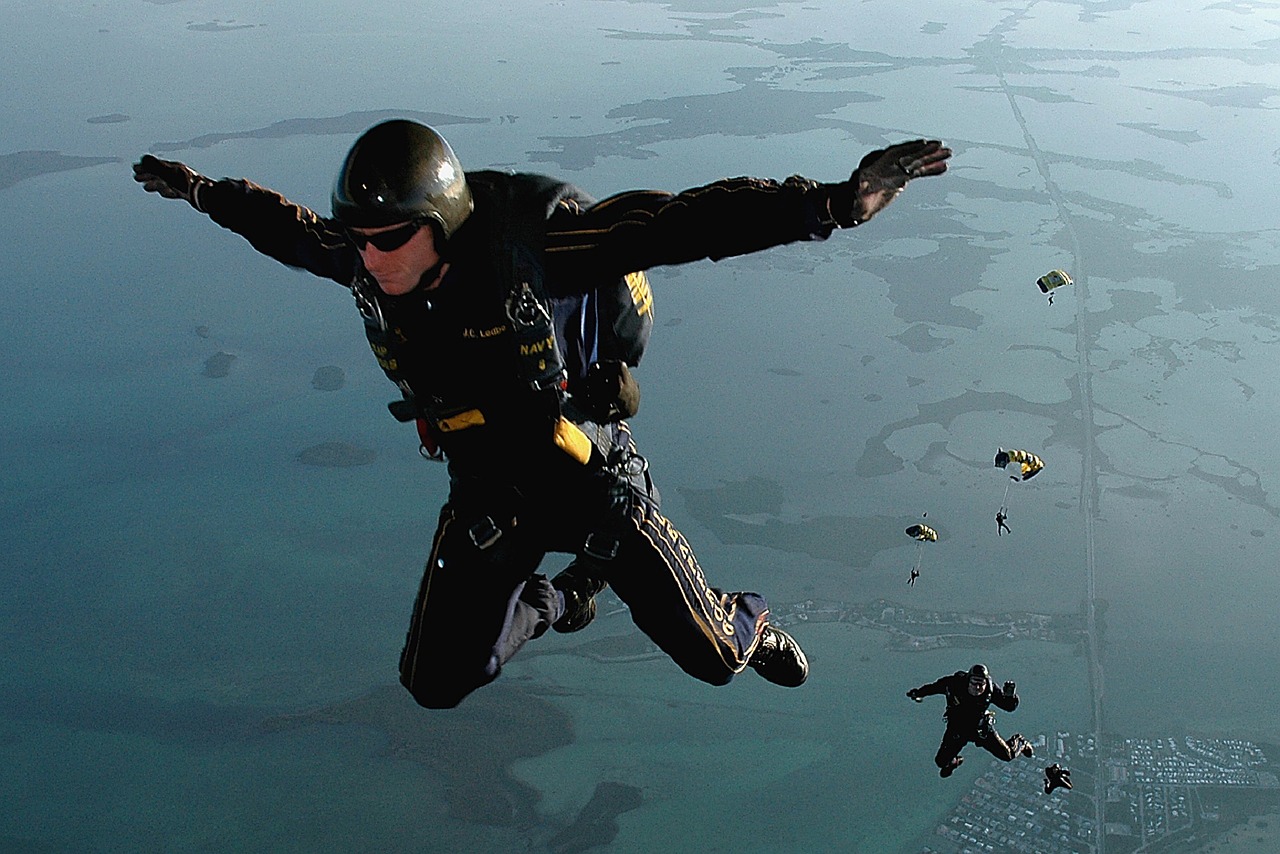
<box><xmin>772</xmin><ymin>599</ymin><xmax>1280</xmax><ymax>853</ymax></box>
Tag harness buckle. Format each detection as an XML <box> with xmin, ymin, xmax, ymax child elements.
<box><xmin>583</xmin><ymin>532</ymin><xmax>619</xmax><ymax>561</ymax></box>
<box><xmin>469</xmin><ymin>517</ymin><xmax>503</xmax><ymax>550</ymax></box>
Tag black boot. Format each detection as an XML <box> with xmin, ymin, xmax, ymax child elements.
<box><xmin>1008</xmin><ymin>733</ymin><xmax>1034</xmax><ymax>758</ymax></box>
<box><xmin>940</xmin><ymin>756</ymin><xmax>964</xmax><ymax>778</ymax></box>
<box><xmin>551</xmin><ymin>561</ymin><xmax>608</xmax><ymax>633</ymax></box>
<box><xmin>747</xmin><ymin>624</ymin><xmax>809</xmax><ymax>687</ymax></box>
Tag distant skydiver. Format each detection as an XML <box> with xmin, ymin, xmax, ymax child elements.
<box><xmin>1043</xmin><ymin>763</ymin><xmax>1072</xmax><ymax>794</ymax></box>
<box><xmin>133</xmin><ymin>118</ymin><xmax>951</xmax><ymax>709</ymax></box>
<box><xmin>996</xmin><ymin>509</ymin><xmax>1011</xmax><ymax>536</ymax></box>
<box><xmin>905</xmin><ymin>513</ymin><xmax>937</xmax><ymax>582</ymax></box>
<box><xmin>1036</xmin><ymin>269</ymin><xmax>1072</xmax><ymax>306</ymax></box>
<box><xmin>994</xmin><ymin>448</ymin><xmax>1044</xmax><ymax>521</ymax></box>
<box><xmin>907</xmin><ymin>663</ymin><xmax>1034</xmax><ymax>777</ymax></box>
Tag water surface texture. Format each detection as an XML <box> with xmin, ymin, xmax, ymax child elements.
<box><xmin>3</xmin><ymin>1</ymin><xmax>1279</xmax><ymax>851</ymax></box>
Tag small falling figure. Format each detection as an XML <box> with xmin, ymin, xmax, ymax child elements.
<box><xmin>1044</xmin><ymin>764</ymin><xmax>1072</xmax><ymax>794</ymax></box>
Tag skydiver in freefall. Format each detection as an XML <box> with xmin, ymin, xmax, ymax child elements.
<box><xmin>907</xmin><ymin>663</ymin><xmax>1034</xmax><ymax>777</ymax></box>
<box><xmin>1044</xmin><ymin>764</ymin><xmax>1072</xmax><ymax>794</ymax></box>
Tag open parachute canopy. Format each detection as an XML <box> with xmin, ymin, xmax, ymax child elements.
<box><xmin>905</xmin><ymin>523</ymin><xmax>939</xmax><ymax>542</ymax></box>
<box><xmin>1036</xmin><ymin>269</ymin><xmax>1072</xmax><ymax>294</ymax></box>
<box><xmin>995</xmin><ymin>448</ymin><xmax>1044</xmax><ymax>481</ymax></box>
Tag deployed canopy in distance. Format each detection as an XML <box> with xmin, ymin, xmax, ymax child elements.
<box><xmin>1037</xmin><ymin>269</ymin><xmax>1072</xmax><ymax>294</ymax></box>
<box><xmin>905</xmin><ymin>523</ymin><xmax>939</xmax><ymax>542</ymax></box>
<box><xmin>995</xmin><ymin>448</ymin><xmax>1044</xmax><ymax>481</ymax></box>
<box><xmin>1037</xmin><ymin>269</ymin><xmax>1072</xmax><ymax>304</ymax></box>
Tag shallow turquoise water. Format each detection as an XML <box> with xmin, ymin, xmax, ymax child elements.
<box><xmin>3</xmin><ymin>0</ymin><xmax>1279</xmax><ymax>851</ymax></box>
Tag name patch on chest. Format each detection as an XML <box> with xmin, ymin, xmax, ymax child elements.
<box><xmin>462</xmin><ymin>324</ymin><xmax>507</xmax><ymax>339</ymax></box>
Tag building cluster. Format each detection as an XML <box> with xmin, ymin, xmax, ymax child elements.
<box><xmin>1112</xmin><ymin>736</ymin><xmax>1278</xmax><ymax>787</ymax></box>
<box><xmin>921</xmin><ymin>733</ymin><xmax>1276</xmax><ymax>854</ymax></box>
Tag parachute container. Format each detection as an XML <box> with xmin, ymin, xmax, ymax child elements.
<box><xmin>1036</xmin><ymin>269</ymin><xmax>1072</xmax><ymax>294</ymax></box>
<box><xmin>995</xmin><ymin>448</ymin><xmax>1044</xmax><ymax>481</ymax></box>
<box><xmin>905</xmin><ymin>524</ymin><xmax>939</xmax><ymax>542</ymax></box>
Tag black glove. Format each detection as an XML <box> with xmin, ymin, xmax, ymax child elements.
<box><xmin>906</xmin><ymin>688</ymin><xmax>923</xmax><ymax>703</ymax></box>
<box><xmin>828</xmin><ymin>139</ymin><xmax>951</xmax><ymax>227</ymax></box>
<box><xmin>579</xmin><ymin>360</ymin><xmax>641</xmax><ymax>422</ymax></box>
<box><xmin>1003</xmin><ymin>680</ymin><xmax>1017</xmax><ymax>697</ymax></box>
<box><xmin>132</xmin><ymin>154</ymin><xmax>212</xmax><ymax>211</ymax></box>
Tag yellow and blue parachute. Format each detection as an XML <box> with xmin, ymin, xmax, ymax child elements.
<box><xmin>905</xmin><ymin>523</ymin><xmax>939</xmax><ymax>542</ymax></box>
<box><xmin>995</xmin><ymin>448</ymin><xmax>1044</xmax><ymax>481</ymax></box>
<box><xmin>1037</xmin><ymin>269</ymin><xmax>1072</xmax><ymax>304</ymax></box>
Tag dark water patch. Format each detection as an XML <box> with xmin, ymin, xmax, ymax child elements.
<box><xmin>768</xmin><ymin>367</ymin><xmax>802</xmax><ymax>376</ymax></box>
<box><xmin>311</xmin><ymin>365</ymin><xmax>345</xmax><ymax>391</ymax></box>
<box><xmin>194</xmin><ymin>324</ymin><xmax>211</xmax><ymax>339</ymax></box>
<box><xmin>855</xmin><ymin>388</ymin><xmax>1101</xmax><ymax>480</ymax></box>
<box><xmin>864</xmin><ymin>393</ymin><xmax>882</xmax><ymax>402</ymax></box>
<box><xmin>892</xmin><ymin>323</ymin><xmax>954</xmax><ymax>354</ymax></box>
<box><xmin>1234</xmin><ymin>378</ymin><xmax>1256</xmax><ymax>400</ymax></box>
<box><xmin>921</xmin><ymin>21</ymin><xmax>946</xmax><ymax>34</ymax></box>
<box><xmin>679</xmin><ymin>476</ymin><xmax>902</xmax><ymax>568</ymax></box>
<box><xmin>87</xmin><ymin>113</ymin><xmax>129</xmax><ymax>124</ymax></box>
<box><xmin>1118</xmin><ymin>122</ymin><xmax>1204</xmax><ymax>144</ymax></box>
<box><xmin>1134</xmin><ymin>83</ymin><xmax>1280</xmax><ymax>110</ymax></box>
<box><xmin>856</xmin><ymin>221</ymin><xmax>994</xmax><ymax>332</ymax></box>
<box><xmin>201</xmin><ymin>351</ymin><xmax>236</xmax><ymax>378</ymax></box>
<box><xmin>1194</xmin><ymin>337</ymin><xmax>1244</xmax><ymax>363</ymax></box>
<box><xmin>262</xmin><ymin>683</ymin><xmax>571</xmax><ymax>827</ymax></box>
<box><xmin>151</xmin><ymin>110</ymin><xmax>488</xmax><ymax>153</ymax></box>
<box><xmin>549</xmin><ymin>782</ymin><xmax>645</xmax><ymax>854</ymax></box>
<box><xmin>297</xmin><ymin>441</ymin><xmax>376</xmax><ymax>467</ymax></box>
<box><xmin>0</xmin><ymin>150</ymin><xmax>120</xmax><ymax>192</ymax></box>
<box><xmin>531</xmin><ymin>69</ymin><xmax>878</xmax><ymax>170</ymax></box>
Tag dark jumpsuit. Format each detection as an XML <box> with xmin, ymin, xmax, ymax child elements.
<box><xmin>913</xmin><ymin>671</ymin><xmax>1021</xmax><ymax>768</ymax></box>
<box><xmin>195</xmin><ymin>170</ymin><xmax>854</xmax><ymax>708</ymax></box>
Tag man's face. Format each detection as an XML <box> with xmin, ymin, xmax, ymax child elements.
<box><xmin>349</xmin><ymin>220</ymin><xmax>444</xmax><ymax>296</ymax></box>
<box><xmin>968</xmin><ymin>675</ymin><xmax>988</xmax><ymax>696</ymax></box>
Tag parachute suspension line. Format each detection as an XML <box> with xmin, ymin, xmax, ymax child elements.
<box><xmin>1001</xmin><ymin>479</ymin><xmax>1012</xmax><ymax>509</ymax></box>
<box><xmin>912</xmin><ymin>541</ymin><xmax>924</xmax><ymax>573</ymax></box>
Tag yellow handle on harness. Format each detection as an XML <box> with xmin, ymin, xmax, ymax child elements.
<box><xmin>553</xmin><ymin>417</ymin><xmax>593</xmax><ymax>465</ymax></box>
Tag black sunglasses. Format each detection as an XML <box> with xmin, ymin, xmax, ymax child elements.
<box><xmin>348</xmin><ymin>220</ymin><xmax>423</xmax><ymax>252</ymax></box>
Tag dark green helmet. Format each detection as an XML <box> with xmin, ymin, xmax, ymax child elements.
<box><xmin>331</xmin><ymin>120</ymin><xmax>473</xmax><ymax>237</ymax></box>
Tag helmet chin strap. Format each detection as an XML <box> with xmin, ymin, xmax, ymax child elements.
<box><xmin>414</xmin><ymin>257</ymin><xmax>448</xmax><ymax>292</ymax></box>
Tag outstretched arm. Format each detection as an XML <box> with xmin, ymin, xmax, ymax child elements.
<box><xmin>133</xmin><ymin>155</ymin><xmax>361</xmax><ymax>286</ymax></box>
<box><xmin>543</xmin><ymin>139</ymin><xmax>950</xmax><ymax>285</ymax></box>
<box><xmin>908</xmin><ymin>674</ymin><xmax>951</xmax><ymax>701</ymax></box>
